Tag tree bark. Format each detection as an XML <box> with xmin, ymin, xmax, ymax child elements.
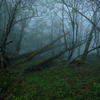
<box><xmin>22</xmin><ymin>39</ymin><xmax>86</xmax><ymax>74</ymax></box>
<box><xmin>11</xmin><ymin>38</ymin><xmax>86</xmax><ymax>64</ymax></box>
<box><xmin>15</xmin><ymin>32</ymin><xmax>70</xmax><ymax>66</ymax></box>
<box><xmin>81</xmin><ymin>26</ymin><xmax>94</xmax><ymax>60</ymax></box>
<box><xmin>9</xmin><ymin>42</ymin><xmax>66</xmax><ymax>61</ymax></box>
<box><xmin>10</xmin><ymin>32</ymin><xmax>69</xmax><ymax>61</ymax></box>
<box><xmin>15</xmin><ymin>19</ymin><xmax>27</xmax><ymax>54</ymax></box>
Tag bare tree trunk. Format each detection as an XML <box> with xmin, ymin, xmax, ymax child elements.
<box><xmin>0</xmin><ymin>0</ymin><xmax>3</xmax><ymax>8</ymax></box>
<box><xmin>15</xmin><ymin>19</ymin><xmax>27</xmax><ymax>54</ymax></box>
<box><xmin>0</xmin><ymin>0</ymin><xmax>21</xmax><ymax>56</ymax></box>
<box><xmin>50</xmin><ymin>9</ymin><xmax>54</xmax><ymax>56</ymax></box>
<box><xmin>9</xmin><ymin>42</ymin><xmax>66</xmax><ymax>61</ymax></box>
<box><xmin>81</xmin><ymin>7</ymin><xmax>98</xmax><ymax>60</ymax></box>
<box><xmin>22</xmin><ymin>39</ymin><xmax>86</xmax><ymax>74</ymax></box>
<box><xmin>13</xmin><ymin>39</ymin><xmax>86</xmax><ymax>70</ymax></box>
<box><xmin>10</xmin><ymin>38</ymin><xmax>87</xmax><ymax>61</ymax></box>
<box><xmin>81</xmin><ymin>26</ymin><xmax>94</xmax><ymax>60</ymax></box>
<box><xmin>10</xmin><ymin>32</ymin><xmax>70</xmax><ymax>61</ymax></box>
<box><xmin>0</xmin><ymin>0</ymin><xmax>21</xmax><ymax>68</ymax></box>
<box><xmin>9</xmin><ymin>41</ymin><xmax>70</xmax><ymax>61</ymax></box>
<box><xmin>13</xmin><ymin>32</ymin><xmax>69</xmax><ymax>65</ymax></box>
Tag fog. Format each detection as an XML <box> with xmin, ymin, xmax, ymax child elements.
<box><xmin>0</xmin><ymin>0</ymin><xmax>100</xmax><ymax>61</ymax></box>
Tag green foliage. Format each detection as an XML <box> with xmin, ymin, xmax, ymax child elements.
<box><xmin>75</xmin><ymin>57</ymin><xmax>82</xmax><ymax>62</ymax></box>
<box><xmin>2</xmin><ymin>58</ymin><xmax>100</xmax><ymax>100</ymax></box>
<box><xmin>72</xmin><ymin>8</ymin><xmax>76</xmax><ymax>13</ymax></box>
<box><xmin>93</xmin><ymin>82</ymin><xmax>100</xmax><ymax>97</ymax></box>
<box><xmin>0</xmin><ymin>69</ymin><xmax>22</xmax><ymax>99</ymax></box>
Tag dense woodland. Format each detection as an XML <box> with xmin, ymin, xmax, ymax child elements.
<box><xmin>0</xmin><ymin>0</ymin><xmax>100</xmax><ymax>99</ymax></box>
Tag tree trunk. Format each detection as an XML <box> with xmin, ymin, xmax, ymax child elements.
<box><xmin>10</xmin><ymin>32</ymin><xmax>69</xmax><ymax>61</ymax></box>
<box><xmin>10</xmin><ymin>38</ymin><xmax>86</xmax><ymax>70</ymax></box>
<box><xmin>9</xmin><ymin>43</ymin><xmax>64</xmax><ymax>61</ymax></box>
<box><xmin>81</xmin><ymin>26</ymin><xmax>94</xmax><ymax>60</ymax></box>
<box><xmin>15</xmin><ymin>19</ymin><xmax>27</xmax><ymax>54</ymax></box>
<box><xmin>22</xmin><ymin>39</ymin><xmax>86</xmax><ymax>74</ymax></box>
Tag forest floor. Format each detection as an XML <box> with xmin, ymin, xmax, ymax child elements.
<box><xmin>1</xmin><ymin>56</ymin><xmax>100</xmax><ymax>100</ymax></box>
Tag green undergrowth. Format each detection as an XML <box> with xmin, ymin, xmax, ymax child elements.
<box><xmin>1</xmin><ymin>57</ymin><xmax>100</xmax><ymax>100</ymax></box>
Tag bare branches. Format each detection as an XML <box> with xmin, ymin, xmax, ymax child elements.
<box><xmin>0</xmin><ymin>0</ymin><xmax>21</xmax><ymax>56</ymax></box>
<box><xmin>0</xmin><ymin>0</ymin><xmax>3</xmax><ymax>8</ymax></box>
<box><xmin>62</xmin><ymin>0</ymin><xmax>100</xmax><ymax>32</ymax></box>
<box><xmin>0</xmin><ymin>41</ymin><xmax>13</xmax><ymax>48</ymax></box>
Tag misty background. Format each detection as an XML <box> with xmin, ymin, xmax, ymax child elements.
<box><xmin>0</xmin><ymin>0</ymin><xmax>100</xmax><ymax>61</ymax></box>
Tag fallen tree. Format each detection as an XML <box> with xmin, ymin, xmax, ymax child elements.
<box><xmin>9</xmin><ymin>41</ymin><xmax>71</xmax><ymax>61</ymax></box>
<box><xmin>10</xmin><ymin>31</ymin><xmax>69</xmax><ymax>61</ymax></box>
<box><xmin>9</xmin><ymin>43</ymin><xmax>65</xmax><ymax>61</ymax></box>
<box><xmin>20</xmin><ymin>39</ymin><xmax>86</xmax><ymax>74</ymax></box>
<box><xmin>14</xmin><ymin>38</ymin><xmax>87</xmax><ymax>67</ymax></box>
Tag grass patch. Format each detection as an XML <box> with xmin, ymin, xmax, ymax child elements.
<box><xmin>1</xmin><ymin>57</ymin><xmax>100</xmax><ymax>100</ymax></box>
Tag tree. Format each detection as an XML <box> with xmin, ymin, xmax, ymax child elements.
<box><xmin>62</xmin><ymin>0</ymin><xmax>100</xmax><ymax>32</ymax></box>
<box><xmin>61</xmin><ymin>0</ymin><xmax>100</xmax><ymax>61</ymax></box>
<box><xmin>0</xmin><ymin>0</ymin><xmax>21</xmax><ymax>68</ymax></box>
<box><xmin>13</xmin><ymin>32</ymin><xmax>70</xmax><ymax>66</ymax></box>
<box><xmin>21</xmin><ymin>39</ymin><xmax>86</xmax><ymax>74</ymax></box>
<box><xmin>0</xmin><ymin>0</ymin><xmax>40</xmax><ymax>68</ymax></box>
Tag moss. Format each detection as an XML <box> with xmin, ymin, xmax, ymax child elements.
<box><xmin>0</xmin><ymin>58</ymin><xmax>8</xmax><ymax>70</ymax></box>
<box><xmin>68</xmin><ymin>57</ymin><xmax>90</xmax><ymax>68</ymax></box>
<box><xmin>75</xmin><ymin>57</ymin><xmax>83</xmax><ymax>62</ymax></box>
